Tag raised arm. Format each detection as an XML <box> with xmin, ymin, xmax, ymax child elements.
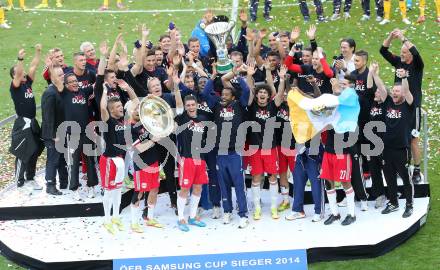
<box><xmin>306</xmin><ymin>25</ymin><xmax>317</xmax><ymax>52</ymax></box>
<box><xmin>254</xmin><ymin>29</ymin><xmax>267</xmax><ymax>67</ymax></box>
<box><xmin>264</xmin><ymin>59</ymin><xmax>276</xmax><ymax>98</ymax></box>
<box><xmin>274</xmin><ymin>64</ymin><xmax>287</xmax><ymax>107</ymax></box>
<box><xmin>100</xmin><ymin>84</ymin><xmax>110</xmax><ymax>122</ymax></box>
<box><xmin>28</xmin><ymin>44</ymin><xmax>42</xmax><ymax>81</ymax></box>
<box><xmin>131</xmin><ymin>25</ymin><xmax>149</xmax><ymax>76</ymax></box>
<box><xmin>117</xmin><ymin>79</ymin><xmax>138</xmax><ymax>101</ymax></box>
<box><xmin>97</xmin><ymin>41</ymin><xmax>109</xmax><ymax>76</ymax></box>
<box><xmin>317</xmin><ymin>47</ymin><xmax>334</xmax><ymax>78</ymax></box>
<box><xmin>108</xmin><ymin>33</ymin><xmax>123</xmax><ymax>71</ymax></box>
<box><xmin>12</xmin><ymin>49</ymin><xmax>26</xmax><ymax>88</ymax></box>
<box><xmin>221</xmin><ymin>70</ymin><xmax>235</xmax><ymax>89</ymax></box>
<box><xmin>380</xmin><ymin>29</ymin><xmax>400</xmax><ymax>66</ymax></box>
<box><xmin>397</xmin><ymin>68</ymin><xmax>413</xmax><ymax>105</ymax></box>
<box><xmin>246</xmin><ymin>61</ymin><xmax>256</xmax><ymax>106</ymax></box>
<box><xmin>172</xmin><ymin>71</ymin><xmax>184</xmax><ymax>112</ymax></box>
<box><xmin>238</xmin><ymin>76</ymin><xmax>250</xmax><ymax>108</ymax></box>
<box><xmin>370</xmin><ymin>63</ymin><xmax>387</xmax><ymax>102</ymax></box>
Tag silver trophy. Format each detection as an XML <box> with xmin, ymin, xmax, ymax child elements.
<box><xmin>203</xmin><ymin>20</ymin><xmax>235</xmax><ymax>74</ymax></box>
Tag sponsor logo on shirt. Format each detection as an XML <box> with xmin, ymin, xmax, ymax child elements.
<box><xmin>386</xmin><ymin>108</ymin><xmax>402</xmax><ymax>119</ymax></box>
<box><xmin>370</xmin><ymin>107</ymin><xmax>382</xmax><ymax>117</ymax></box>
<box><xmin>24</xmin><ymin>88</ymin><xmax>34</xmax><ymax>99</ymax></box>
<box><xmin>78</xmin><ymin>80</ymin><xmax>92</xmax><ymax>89</ymax></box>
<box><xmin>256</xmin><ymin>109</ymin><xmax>270</xmax><ymax>120</ymax></box>
<box><xmin>188</xmin><ymin>120</ymin><xmax>205</xmax><ymax>133</ymax></box>
<box><xmin>220</xmin><ymin>106</ymin><xmax>234</xmax><ymax>118</ymax></box>
<box><xmin>355</xmin><ymin>80</ymin><xmax>365</xmax><ymax>91</ymax></box>
<box><xmin>108</xmin><ymin>91</ymin><xmax>120</xmax><ymax>99</ymax></box>
<box><xmin>198</xmin><ymin>101</ymin><xmax>212</xmax><ymax>113</ymax></box>
<box><xmin>277</xmin><ymin>108</ymin><xmax>289</xmax><ymax>121</ymax></box>
<box><xmin>115</xmin><ymin>124</ymin><xmax>126</xmax><ymax>132</ymax></box>
<box><xmin>138</xmin><ymin>128</ymin><xmax>149</xmax><ymax>141</ymax></box>
<box><xmin>72</xmin><ymin>95</ymin><xmax>86</xmax><ymax>104</ymax></box>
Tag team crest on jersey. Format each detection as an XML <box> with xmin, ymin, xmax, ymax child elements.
<box><xmin>386</xmin><ymin>108</ymin><xmax>402</xmax><ymax>119</ymax></box>
<box><xmin>188</xmin><ymin>120</ymin><xmax>205</xmax><ymax>133</ymax></box>
<box><xmin>141</xmin><ymin>183</ymin><xmax>147</xmax><ymax>189</ymax></box>
<box><xmin>220</xmin><ymin>106</ymin><xmax>234</xmax><ymax>118</ymax></box>
<box><xmin>72</xmin><ymin>94</ymin><xmax>86</xmax><ymax>104</ymax></box>
<box><xmin>277</xmin><ymin>109</ymin><xmax>289</xmax><ymax>121</ymax></box>
<box><xmin>256</xmin><ymin>109</ymin><xmax>270</xmax><ymax>120</ymax></box>
<box><xmin>183</xmin><ymin>179</ymin><xmax>189</xmax><ymax>185</ymax></box>
<box><xmin>370</xmin><ymin>107</ymin><xmax>382</xmax><ymax>117</ymax></box>
<box><xmin>24</xmin><ymin>88</ymin><xmax>34</xmax><ymax>99</ymax></box>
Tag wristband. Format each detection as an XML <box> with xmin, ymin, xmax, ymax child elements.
<box><xmin>191</xmin><ymin>62</ymin><xmax>198</xmax><ymax>69</ymax></box>
<box><xmin>402</xmin><ymin>38</ymin><xmax>408</xmax><ymax>44</ymax></box>
<box><xmin>17</xmin><ymin>57</ymin><xmax>24</xmax><ymax>61</ymax></box>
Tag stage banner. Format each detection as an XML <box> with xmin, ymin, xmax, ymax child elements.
<box><xmin>113</xmin><ymin>249</ymin><xmax>308</xmax><ymax>270</ymax></box>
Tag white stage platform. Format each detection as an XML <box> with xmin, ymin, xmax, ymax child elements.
<box><xmin>0</xmin><ymin>172</ymin><xmax>431</xmax><ymax>270</ymax></box>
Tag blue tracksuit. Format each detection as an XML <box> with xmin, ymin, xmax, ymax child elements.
<box><xmin>292</xmin><ymin>147</ymin><xmax>324</xmax><ymax>215</ymax></box>
<box><xmin>209</xmin><ymin>77</ymin><xmax>250</xmax><ymax>218</ymax></box>
<box><xmin>217</xmin><ymin>153</ymin><xmax>248</xmax><ymax>217</ymax></box>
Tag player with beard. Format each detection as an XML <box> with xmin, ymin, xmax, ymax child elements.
<box><xmin>376</xmin><ymin>68</ymin><xmax>415</xmax><ymax>218</ymax></box>
<box><xmin>99</xmin><ymin>78</ymin><xmax>137</xmax><ymax>234</ymax></box>
<box><xmin>366</xmin><ymin>62</ymin><xmax>387</xmax><ymax>209</ymax></box>
<box><xmin>380</xmin><ymin>29</ymin><xmax>424</xmax><ymax>184</ymax></box>
<box><xmin>246</xmin><ymin>63</ymin><xmax>286</xmax><ymax>220</ymax></box>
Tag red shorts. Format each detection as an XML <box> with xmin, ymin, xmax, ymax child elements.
<box><xmin>242</xmin><ymin>142</ymin><xmax>250</xmax><ymax>170</ymax></box>
<box><xmin>178</xmin><ymin>157</ymin><xmax>208</xmax><ymax>189</ymax></box>
<box><xmin>249</xmin><ymin>148</ymin><xmax>279</xmax><ymax>176</ymax></box>
<box><xmin>99</xmin><ymin>155</ymin><xmax>123</xmax><ymax>190</ymax></box>
<box><xmin>133</xmin><ymin>162</ymin><xmax>160</xmax><ymax>192</ymax></box>
<box><xmin>277</xmin><ymin>146</ymin><xmax>296</xmax><ymax>174</ymax></box>
<box><xmin>320</xmin><ymin>152</ymin><xmax>352</xmax><ymax>182</ymax></box>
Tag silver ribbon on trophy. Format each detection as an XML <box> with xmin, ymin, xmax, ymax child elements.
<box><xmin>203</xmin><ymin>20</ymin><xmax>235</xmax><ymax>74</ymax></box>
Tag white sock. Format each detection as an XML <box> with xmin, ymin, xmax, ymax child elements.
<box><xmin>103</xmin><ymin>190</ymin><xmax>112</xmax><ymax>223</ymax></box>
<box><xmin>326</xmin><ymin>189</ymin><xmax>339</xmax><ymax>216</ymax></box>
<box><xmin>252</xmin><ymin>184</ymin><xmax>261</xmax><ymax>209</ymax></box>
<box><xmin>269</xmin><ymin>182</ymin><xmax>279</xmax><ymax>208</ymax></box>
<box><xmin>189</xmin><ymin>194</ymin><xmax>201</xmax><ymax>219</ymax></box>
<box><xmin>112</xmin><ymin>189</ymin><xmax>122</xmax><ymax>218</ymax></box>
<box><xmin>281</xmin><ymin>186</ymin><xmax>289</xmax><ymax>202</ymax></box>
<box><xmin>177</xmin><ymin>196</ymin><xmax>186</xmax><ymax>221</ymax></box>
<box><xmin>147</xmin><ymin>204</ymin><xmax>155</xmax><ymax>220</ymax></box>
<box><xmin>345</xmin><ymin>188</ymin><xmax>355</xmax><ymax>217</ymax></box>
<box><xmin>130</xmin><ymin>204</ymin><xmax>138</xmax><ymax>225</ymax></box>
